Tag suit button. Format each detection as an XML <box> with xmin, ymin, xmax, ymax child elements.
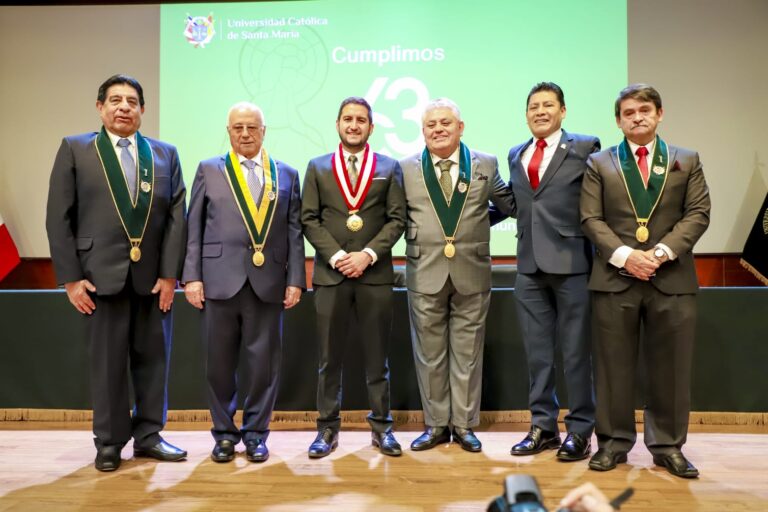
<box><xmin>247</xmin><ymin>245</ymin><xmax>253</xmax><ymax>250</ymax></box>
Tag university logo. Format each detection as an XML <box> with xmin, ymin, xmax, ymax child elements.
<box><xmin>184</xmin><ymin>14</ymin><xmax>215</xmax><ymax>48</ymax></box>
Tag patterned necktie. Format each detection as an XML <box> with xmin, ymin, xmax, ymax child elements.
<box><xmin>348</xmin><ymin>154</ymin><xmax>359</xmax><ymax>189</ymax></box>
<box><xmin>117</xmin><ymin>138</ymin><xmax>137</xmax><ymax>200</ymax></box>
<box><xmin>242</xmin><ymin>159</ymin><xmax>263</xmax><ymax>203</ymax></box>
<box><xmin>437</xmin><ymin>159</ymin><xmax>453</xmax><ymax>200</ymax></box>
<box><xmin>636</xmin><ymin>146</ymin><xmax>650</xmax><ymax>187</ymax></box>
<box><xmin>527</xmin><ymin>138</ymin><xmax>547</xmax><ymax>190</ymax></box>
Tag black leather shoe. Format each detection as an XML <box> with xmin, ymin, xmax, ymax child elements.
<box><xmin>95</xmin><ymin>445</ymin><xmax>121</xmax><ymax>472</ymax></box>
<box><xmin>410</xmin><ymin>426</ymin><xmax>450</xmax><ymax>451</ymax></box>
<box><xmin>245</xmin><ymin>439</ymin><xmax>269</xmax><ymax>463</ymax></box>
<box><xmin>588</xmin><ymin>448</ymin><xmax>628</xmax><ymax>471</ymax></box>
<box><xmin>308</xmin><ymin>428</ymin><xmax>338</xmax><ymax>459</ymax></box>
<box><xmin>452</xmin><ymin>427</ymin><xmax>482</xmax><ymax>452</ymax></box>
<box><xmin>134</xmin><ymin>439</ymin><xmax>187</xmax><ymax>462</ymax></box>
<box><xmin>372</xmin><ymin>430</ymin><xmax>402</xmax><ymax>457</ymax></box>
<box><xmin>556</xmin><ymin>432</ymin><xmax>591</xmax><ymax>461</ymax></box>
<box><xmin>653</xmin><ymin>452</ymin><xmax>699</xmax><ymax>479</ymax></box>
<box><xmin>511</xmin><ymin>426</ymin><xmax>560</xmax><ymax>455</ymax></box>
<box><xmin>211</xmin><ymin>440</ymin><xmax>236</xmax><ymax>463</ymax></box>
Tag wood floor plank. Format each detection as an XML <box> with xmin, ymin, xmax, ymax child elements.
<box><xmin>0</xmin><ymin>430</ymin><xmax>766</xmax><ymax>511</ymax></box>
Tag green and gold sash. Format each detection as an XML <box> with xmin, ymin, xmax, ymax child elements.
<box><xmin>223</xmin><ymin>150</ymin><xmax>278</xmax><ymax>266</ymax></box>
<box><xmin>94</xmin><ymin>127</ymin><xmax>154</xmax><ymax>262</ymax></box>
<box><xmin>615</xmin><ymin>136</ymin><xmax>670</xmax><ymax>243</ymax></box>
<box><xmin>421</xmin><ymin>142</ymin><xmax>472</xmax><ymax>258</ymax></box>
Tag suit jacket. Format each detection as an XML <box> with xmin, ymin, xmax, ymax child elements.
<box><xmin>182</xmin><ymin>154</ymin><xmax>306</xmax><ymax>303</ymax></box>
<box><xmin>509</xmin><ymin>130</ymin><xmax>600</xmax><ymax>274</ymax></box>
<box><xmin>301</xmin><ymin>152</ymin><xmax>406</xmax><ymax>286</ymax></box>
<box><xmin>46</xmin><ymin>132</ymin><xmax>187</xmax><ymax>296</ymax></box>
<box><xmin>580</xmin><ymin>143</ymin><xmax>710</xmax><ymax>294</ymax></box>
<box><xmin>401</xmin><ymin>148</ymin><xmax>515</xmax><ymax>295</ymax></box>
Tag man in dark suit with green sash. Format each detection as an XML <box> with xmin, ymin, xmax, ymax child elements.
<box><xmin>46</xmin><ymin>75</ymin><xmax>187</xmax><ymax>471</ymax></box>
<box><xmin>580</xmin><ymin>84</ymin><xmax>710</xmax><ymax>478</ymax></box>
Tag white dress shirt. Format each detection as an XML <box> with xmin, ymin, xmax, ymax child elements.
<box><xmin>609</xmin><ymin>137</ymin><xmax>676</xmax><ymax>268</ymax></box>
<box><xmin>520</xmin><ymin>129</ymin><xmax>563</xmax><ymax>182</ymax></box>
<box><xmin>329</xmin><ymin>149</ymin><xmax>377</xmax><ymax>268</ymax></box>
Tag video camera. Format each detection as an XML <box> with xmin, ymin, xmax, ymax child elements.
<box><xmin>487</xmin><ymin>475</ymin><xmax>548</xmax><ymax>512</ymax></box>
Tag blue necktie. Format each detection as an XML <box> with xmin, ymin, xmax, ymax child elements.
<box><xmin>117</xmin><ymin>138</ymin><xmax>137</xmax><ymax>200</ymax></box>
<box><xmin>242</xmin><ymin>159</ymin><xmax>263</xmax><ymax>204</ymax></box>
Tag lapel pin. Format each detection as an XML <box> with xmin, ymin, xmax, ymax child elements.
<box><xmin>560</xmin><ymin>143</ymin><xmax>566</xmax><ymax>149</ymax></box>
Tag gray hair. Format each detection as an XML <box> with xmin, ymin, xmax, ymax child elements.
<box><xmin>422</xmin><ymin>97</ymin><xmax>461</xmax><ymax>122</ymax></box>
<box><xmin>227</xmin><ymin>101</ymin><xmax>265</xmax><ymax>126</ymax></box>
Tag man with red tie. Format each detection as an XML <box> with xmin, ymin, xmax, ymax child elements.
<box><xmin>502</xmin><ymin>83</ymin><xmax>600</xmax><ymax>462</ymax></box>
<box><xmin>580</xmin><ymin>84</ymin><xmax>710</xmax><ymax>478</ymax></box>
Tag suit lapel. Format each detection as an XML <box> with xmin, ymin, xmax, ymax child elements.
<box><xmin>536</xmin><ymin>130</ymin><xmax>570</xmax><ymax>192</ymax></box>
<box><xmin>514</xmin><ymin>140</ymin><xmax>532</xmax><ymax>190</ymax></box>
<box><xmin>668</xmin><ymin>146</ymin><xmax>678</xmax><ymax>173</ymax></box>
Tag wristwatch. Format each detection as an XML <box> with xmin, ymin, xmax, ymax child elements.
<box><xmin>653</xmin><ymin>246</ymin><xmax>667</xmax><ymax>261</ymax></box>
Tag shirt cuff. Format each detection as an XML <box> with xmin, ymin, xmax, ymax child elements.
<box><xmin>329</xmin><ymin>250</ymin><xmax>347</xmax><ymax>269</ymax></box>
<box><xmin>656</xmin><ymin>243</ymin><xmax>677</xmax><ymax>261</ymax></box>
<box><xmin>609</xmin><ymin>245</ymin><xmax>634</xmax><ymax>268</ymax></box>
<box><xmin>362</xmin><ymin>248</ymin><xmax>378</xmax><ymax>265</ymax></box>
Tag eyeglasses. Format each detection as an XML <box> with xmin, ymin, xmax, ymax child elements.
<box><xmin>229</xmin><ymin>125</ymin><xmax>264</xmax><ymax>134</ymax></box>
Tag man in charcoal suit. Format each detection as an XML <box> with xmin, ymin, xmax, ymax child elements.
<box><xmin>301</xmin><ymin>97</ymin><xmax>406</xmax><ymax>458</ymax></box>
<box><xmin>580</xmin><ymin>84</ymin><xmax>710</xmax><ymax>478</ymax></box>
<box><xmin>46</xmin><ymin>74</ymin><xmax>187</xmax><ymax>472</ymax></box>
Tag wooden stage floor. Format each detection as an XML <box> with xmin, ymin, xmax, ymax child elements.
<box><xmin>0</xmin><ymin>423</ymin><xmax>766</xmax><ymax>511</ymax></box>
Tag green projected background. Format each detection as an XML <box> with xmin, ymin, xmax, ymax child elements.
<box><xmin>160</xmin><ymin>1</ymin><xmax>627</xmax><ymax>256</ymax></box>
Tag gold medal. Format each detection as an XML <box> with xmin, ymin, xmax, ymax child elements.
<box><xmin>346</xmin><ymin>213</ymin><xmax>364</xmax><ymax>232</ymax></box>
<box><xmin>130</xmin><ymin>246</ymin><xmax>142</xmax><ymax>262</ymax></box>
<box><xmin>140</xmin><ymin>181</ymin><xmax>151</xmax><ymax>193</ymax></box>
<box><xmin>252</xmin><ymin>251</ymin><xmax>265</xmax><ymax>267</ymax></box>
<box><xmin>636</xmin><ymin>226</ymin><xmax>649</xmax><ymax>243</ymax></box>
<box><xmin>444</xmin><ymin>242</ymin><xmax>456</xmax><ymax>258</ymax></box>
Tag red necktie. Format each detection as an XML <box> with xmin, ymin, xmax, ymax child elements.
<box><xmin>636</xmin><ymin>146</ymin><xmax>649</xmax><ymax>187</ymax></box>
<box><xmin>527</xmin><ymin>138</ymin><xmax>547</xmax><ymax>190</ymax></box>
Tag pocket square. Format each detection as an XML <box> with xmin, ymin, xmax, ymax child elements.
<box><xmin>473</xmin><ymin>174</ymin><xmax>488</xmax><ymax>181</ymax></box>
<box><xmin>672</xmin><ymin>160</ymin><xmax>681</xmax><ymax>171</ymax></box>
<box><xmin>372</xmin><ymin>177</ymin><xmax>387</xmax><ymax>180</ymax></box>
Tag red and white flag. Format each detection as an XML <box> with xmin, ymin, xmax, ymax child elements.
<box><xmin>0</xmin><ymin>212</ymin><xmax>20</xmax><ymax>282</ymax></box>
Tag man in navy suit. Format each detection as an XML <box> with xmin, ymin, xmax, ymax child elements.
<box><xmin>183</xmin><ymin>102</ymin><xmax>305</xmax><ymax>463</ymax></box>
<box><xmin>505</xmin><ymin>83</ymin><xmax>600</xmax><ymax>461</ymax></box>
<box><xmin>46</xmin><ymin>74</ymin><xmax>187</xmax><ymax>472</ymax></box>
<box><xmin>301</xmin><ymin>97</ymin><xmax>406</xmax><ymax>458</ymax></box>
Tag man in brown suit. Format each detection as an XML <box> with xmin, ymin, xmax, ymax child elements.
<box><xmin>580</xmin><ymin>84</ymin><xmax>710</xmax><ymax>478</ymax></box>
